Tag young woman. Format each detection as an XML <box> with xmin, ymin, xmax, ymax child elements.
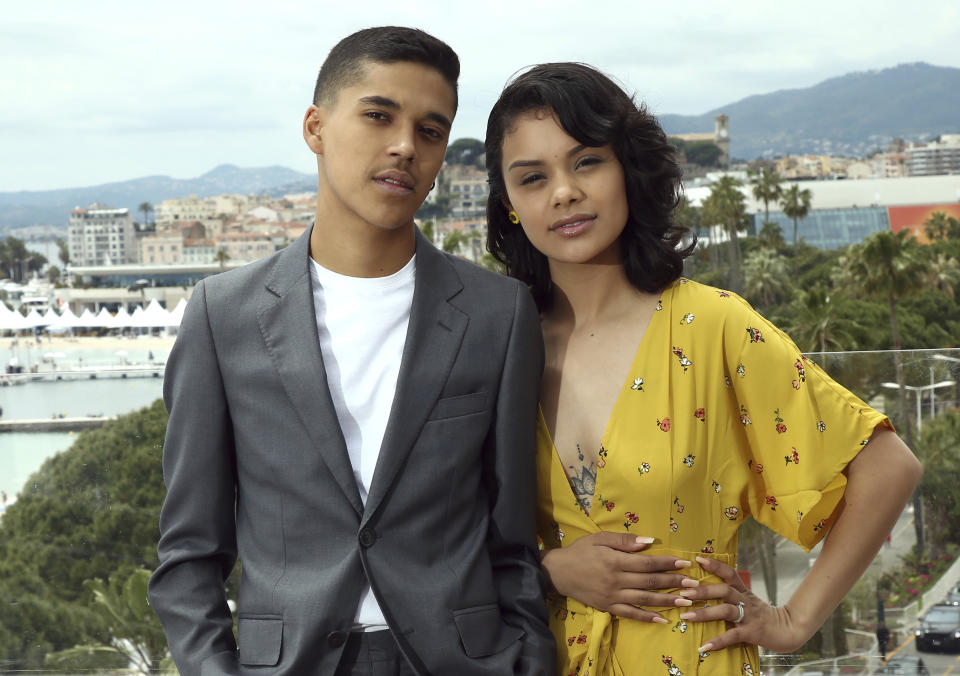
<box><xmin>485</xmin><ymin>63</ymin><xmax>921</xmax><ymax>676</ymax></box>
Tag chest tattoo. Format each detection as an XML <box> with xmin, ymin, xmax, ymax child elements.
<box><xmin>567</xmin><ymin>443</ymin><xmax>598</xmax><ymax>514</ymax></box>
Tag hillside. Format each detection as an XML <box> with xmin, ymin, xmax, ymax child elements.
<box><xmin>0</xmin><ymin>165</ymin><xmax>315</xmax><ymax>232</ymax></box>
<box><xmin>660</xmin><ymin>62</ymin><xmax>960</xmax><ymax>160</ymax></box>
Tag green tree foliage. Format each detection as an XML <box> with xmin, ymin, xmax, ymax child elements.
<box><xmin>700</xmin><ymin>176</ymin><xmax>749</xmax><ymax>292</ymax></box>
<box><xmin>683</xmin><ymin>141</ymin><xmax>723</xmax><ymax>167</ymax></box>
<box><xmin>446</xmin><ymin>138</ymin><xmax>485</xmax><ymax>167</ymax></box>
<box><xmin>916</xmin><ymin>410</ymin><xmax>960</xmax><ymax>550</ymax></box>
<box><xmin>442</xmin><ymin>229</ymin><xmax>472</xmax><ymax>255</ymax></box>
<box><xmin>44</xmin><ymin>568</ymin><xmax>170</xmax><ymax>674</ymax></box>
<box><xmin>417</xmin><ymin>220</ymin><xmax>436</xmax><ymax>246</ymax></box>
<box><xmin>750</xmin><ymin>168</ymin><xmax>783</xmax><ymax>225</ymax></box>
<box><xmin>742</xmin><ymin>247</ymin><xmax>789</xmax><ymax>309</ymax></box>
<box><xmin>0</xmin><ymin>236</ymin><xmax>31</xmax><ymax>281</ymax></box>
<box><xmin>56</xmin><ymin>237</ymin><xmax>71</xmax><ymax>266</ymax></box>
<box><xmin>138</xmin><ymin>202</ymin><xmax>154</xmax><ymax>227</ymax></box>
<box><xmin>0</xmin><ymin>400</ymin><xmax>169</xmax><ymax>669</ymax></box>
<box><xmin>781</xmin><ymin>183</ymin><xmax>812</xmax><ymax>252</ymax></box>
<box><xmin>47</xmin><ymin>264</ymin><xmax>61</xmax><ymax>284</ymax></box>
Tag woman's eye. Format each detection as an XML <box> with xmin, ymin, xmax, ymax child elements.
<box><xmin>520</xmin><ymin>173</ymin><xmax>544</xmax><ymax>186</ymax></box>
<box><xmin>576</xmin><ymin>156</ymin><xmax>602</xmax><ymax>169</ymax></box>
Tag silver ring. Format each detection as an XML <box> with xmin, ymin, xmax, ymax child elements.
<box><xmin>732</xmin><ymin>601</ymin><xmax>745</xmax><ymax>623</ymax></box>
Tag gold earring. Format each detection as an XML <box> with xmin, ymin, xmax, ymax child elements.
<box><xmin>508</xmin><ymin>210</ymin><xmax>521</xmax><ymax>225</ymax></box>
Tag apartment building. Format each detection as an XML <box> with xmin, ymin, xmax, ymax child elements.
<box><xmin>68</xmin><ymin>203</ymin><xmax>137</xmax><ymax>266</ymax></box>
<box><xmin>140</xmin><ymin>233</ymin><xmax>184</xmax><ymax>264</ymax></box>
<box><xmin>907</xmin><ymin>135</ymin><xmax>960</xmax><ymax>176</ymax></box>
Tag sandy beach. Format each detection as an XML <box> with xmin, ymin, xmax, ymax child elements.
<box><xmin>7</xmin><ymin>335</ymin><xmax>177</xmax><ymax>353</ymax></box>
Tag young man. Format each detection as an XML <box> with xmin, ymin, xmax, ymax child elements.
<box><xmin>148</xmin><ymin>27</ymin><xmax>554</xmax><ymax>676</ymax></box>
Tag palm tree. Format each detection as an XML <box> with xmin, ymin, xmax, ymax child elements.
<box><xmin>742</xmin><ymin>248</ymin><xmax>789</xmax><ymax>309</ymax></box>
<box><xmin>781</xmin><ymin>184</ymin><xmax>812</xmax><ymax>252</ymax></box>
<box><xmin>924</xmin><ymin>211</ymin><xmax>951</xmax><ymax>242</ymax></box>
<box><xmin>750</xmin><ymin>167</ymin><xmax>783</xmax><ymax>226</ymax></box>
<box><xmin>757</xmin><ymin>222</ymin><xmax>785</xmax><ymax>249</ymax></box>
<box><xmin>839</xmin><ymin>229</ymin><xmax>929</xmax><ymax>552</ymax></box>
<box><xmin>926</xmin><ymin>253</ymin><xmax>960</xmax><ymax>300</ymax></box>
<box><xmin>418</xmin><ymin>220</ymin><xmax>436</xmax><ymax>245</ymax></box>
<box><xmin>214</xmin><ymin>248</ymin><xmax>230</xmax><ymax>270</ymax></box>
<box><xmin>784</xmin><ymin>285</ymin><xmax>859</xmax><ymax>368</ymax></box>
<box><xmin>138</xmin><ymin>202</ymin><xmax>154</xmax><ymax>227</ymax></box>
<box><xmin>700</xmin><ymin>176</ymin><xmax>748</xmax><ymax>292</ymax></box>
<box><xmin>56</xmin><ymin>237</ymin><xmax>71</xmax><ymax>266</ymax></box>
<box><xmin>442</xmin><ymin>229</ymin><xmax>471</xmax><ymax>255</ymax></box>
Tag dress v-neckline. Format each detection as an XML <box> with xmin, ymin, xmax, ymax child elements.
<box><xmin>539</xmin><ymin>284</ymin><xmax>672</xmax><ymax>519</ymax></box>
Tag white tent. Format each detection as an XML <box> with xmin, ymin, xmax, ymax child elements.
<box><xmin>113</xmin><ymin>306</ymin><xmax>133</xmax><ymax>328</ymax></box>
<box><xmin>167</xmin><ymin>298</ymin><xmax>187</xmax><ymax>327</ymax></box>
<box><xmin>22</xmin><ymin>309</ymin><xmax>49</xmax><ymax>328</ymax></box>
<box><xmin>76</xmin><ymin>308</ymin><xmax>98</xmax><ymax>327</ymax></box>
<box><xmin>47</xmin><ymin>307</ymin><xmax>82</xmax><ymax>332</ymax></box>
<box><xmin>93</xmin><ymin>307</ymin><xmax>118</xmax><ymax>328</ymax></box>
<box><xmin>0</xmin><ymin>304</ymin><xmax>29</xmax><ymax>331</ymax></box>
<box><xmin>140</xmin><ymin>299</ymin><xmax>173</xmax><ymax>327</ymax></box>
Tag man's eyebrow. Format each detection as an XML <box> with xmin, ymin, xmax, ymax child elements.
<box><xmin>508</xmin><ymin>144</ymin><xmax>588</xmax><ymax>171</ymax></box>
<box><xmin>357</xmin><ymin>95</ymin><xmax>452</xmax><ymax>130</ymax></box>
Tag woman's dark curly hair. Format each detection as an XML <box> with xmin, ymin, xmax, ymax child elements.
<box><xmin>485</xmin><ymin>62</ymin><xmax>694</xmax><ymax>310</ymax></box>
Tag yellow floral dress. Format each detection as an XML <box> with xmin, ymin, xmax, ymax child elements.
<box><xmin>536</xmin><ymin>279</ymin><xmax>891</xmax><ymax>676</ymax></box>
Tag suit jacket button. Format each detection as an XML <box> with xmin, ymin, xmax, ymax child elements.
<box><xmin>358</xmin><ymin>527</ymin><xmax>377</xmax><ymax>548</ymax></box>
<box><xmin>327</xmin><ymin>630</ymin><xmax>347</xmax><ymax>648</ymax></box>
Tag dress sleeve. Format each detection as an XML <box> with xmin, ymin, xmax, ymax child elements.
<box><xmin>723</xmin><ymin>294</ymin><xmax>893</xmax><ymax>552</ymax></box>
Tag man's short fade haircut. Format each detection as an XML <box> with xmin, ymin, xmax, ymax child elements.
<box><xmin>313</xmin><ymin>26</ymin><xmax>460</xmax><ymax>111</ymax></box>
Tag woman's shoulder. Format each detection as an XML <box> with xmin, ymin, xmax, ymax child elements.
<box><xmin>665</xmin><ymin>278</ymin><xmax>760</xmax><ymax>326</ymax></box>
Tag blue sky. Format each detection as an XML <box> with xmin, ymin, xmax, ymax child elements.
<box><xmin>3</xmin><ymin>0</ymin><xmax>959</xmax><ymax>191</ymax></box>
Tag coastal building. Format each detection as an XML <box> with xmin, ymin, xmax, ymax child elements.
<box><xmin>671</xmin><ymin>114</ymin><xmax>731</xmax><ymax>168</ymax></box>
<box><xmin>139</xmin><ymin>233</ymin><xmax>183</xmax><ymax>265</ymax></box>
<box><xmin>907</xmin><ymin>135</ymin><xmax>960</xmax><ymax>176</ymax></box>
<box><xmin>440</xmin><ymin>165</ymin><xmax>489</xmax><ymax>220</ymax></box>
<box><xmin>685</xmin><ymin>173</ymin><xmax>960</xmax><ymax>250</ymax></box>
<box><xmin>68</xmin><ymin>203</ymin><xmax>137</xmax><ymax>266</ymax></box>
<box><xmin>154</xmin><ymin>195</ymin><xmax>217</xmax><ymax>226</ymax></box>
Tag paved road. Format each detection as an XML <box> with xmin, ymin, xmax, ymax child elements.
<box><xmin>750</xmin><ymin>504</ymin><xmax>917</xmax><ymax>606</ymax></box>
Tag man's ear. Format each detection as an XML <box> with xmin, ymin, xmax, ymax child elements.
<box><xmin>303</xmin><ymin>105</ymin><xmax>325</xmax><ymax>155</ymax></box>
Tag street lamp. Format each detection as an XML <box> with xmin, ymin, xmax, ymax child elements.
<box><xmin>882</xmin><ymin>379</ymin><xmax>956</xmax><ymax>432</ymax></box>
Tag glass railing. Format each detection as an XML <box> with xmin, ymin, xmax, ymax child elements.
<box><xmin>2</xmin><ymin>344</ymin><xmax>958</xmax><ymax>674</ymax></box>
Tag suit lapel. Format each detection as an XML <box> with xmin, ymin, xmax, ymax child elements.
<box><xmin>257</xmin><ymin>228</ymin><xmax>364</xmax><ymax>515</ymax></box>
<box><xmin>362</xmin><ymin>230</ymin><xmax>468</xmax><ymax>521</ymax></box>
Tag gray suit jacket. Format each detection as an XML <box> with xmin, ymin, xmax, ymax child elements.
<box><xmin>148</xmin><ymin>228</ymin><xmax>555</xmax><ymax>675</ymax></box>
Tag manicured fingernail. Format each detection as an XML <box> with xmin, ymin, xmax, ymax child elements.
<box><xmin>675</xmin><ymin>559</ymin><xmax>691</xmax><ymax>568</ymax></box>
<box><xmin>635</xmin><ymin>536</ymin><xmax>655</xmax><ymax>544</ymax></box>
<box><xmin>681</xmin><ymin>578</ymin><xmax>700</xmax><ymax>587</ymax></box>
<box><xmin>652</xmin><ymin>615</ymin><xmax>669</xmax><ymax>624</ymax></box>
<box><xmin>677</xmin><ymin>589</ymin><xmax>697</xmax><ymax>598</ymax></box>
<box><xmin>698</xmin><ymin>643</ymin><xmax>714</xmax><ymax>652</ymax></box>
<box><xmin>675</xmin><ymin>598</ymin><xmax>693</xmax><ymax>607</ymax></box>
<box><xmin>679</xmin><ymin>612</ymin><xmax>695</xmax><ymax>620</ymax></box>
<box><xmin>695</xmin><ymin>556</ymin><xmax>711</xmax><ymax>566</ymax></box>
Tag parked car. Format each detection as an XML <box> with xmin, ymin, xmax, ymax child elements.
<box><xmin>915</xmin><ymin>604</ymin><xmax>960</xmax><ymax>652</ymax></box>
<box><xmin>879</xmin><ymin>655</ymin><xmax>929</xmax><ymax>674</ymax></box>
<box><xmin>946</xmin><ymin>582</ymin><xmax>960</xmax><ymax>606</ymax></box>
<box><xmin>878</xmin><ymin>655</ymin><xmax>929</xmax><ymax>674</ymax></box>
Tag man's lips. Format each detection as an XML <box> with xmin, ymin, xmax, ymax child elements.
<box><xmin>373</xmin><ymin>170</ymin><xmax>415</xmax><ymax>192</ymax></box>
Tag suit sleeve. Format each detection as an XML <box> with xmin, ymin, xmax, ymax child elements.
<box><xmin>148</xmin><ymin>280</ymin><xmax>240</xmax><ymax>676</ymax></box>
<box><xmin>482</xmin><ymin>283</ymin><xmax>556</xmax><ymax>675</ymax></box>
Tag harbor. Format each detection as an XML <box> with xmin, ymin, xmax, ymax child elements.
<box><xmin>0</xmin><ymin>416</ymin><xmax>116</xmax><ymax>432</ymax></box>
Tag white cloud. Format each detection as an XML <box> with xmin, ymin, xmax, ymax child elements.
<box><xmin>2</xmin><ymin>0</ymin><xmax>958</xmax><ymax>190</ymax></box>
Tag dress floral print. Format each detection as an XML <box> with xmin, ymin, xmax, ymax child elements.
<box><xmin>536</xmin><ymin>279</ymin><xmax>891</xmax><ymax>675</ymax></box>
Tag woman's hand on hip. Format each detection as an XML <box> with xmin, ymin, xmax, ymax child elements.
<box><xmin>540</xmin><ymin>531</ymin><xmax>696</xmax><ymax>622</ymax></box>
<box><xmin>677</xmin><ymin>556</ymin><xmax>811</xmax><ymax>653</ymax></box>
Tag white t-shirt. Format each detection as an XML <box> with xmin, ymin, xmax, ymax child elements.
<box><xmin>309</xmin><ymin>254</ymin><xmax>416</xmax><ymax>628</ymax></box>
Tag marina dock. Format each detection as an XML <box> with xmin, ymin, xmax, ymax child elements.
<box><xmin>0</xmin><ymin>416</ymin><xmax>117</xmax><ymax>433</ymax></box>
